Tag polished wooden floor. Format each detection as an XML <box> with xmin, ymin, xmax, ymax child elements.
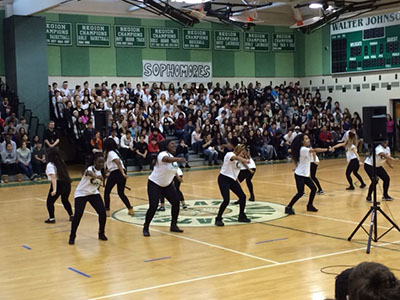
<box><xmin>1</xmin><ymin>158</ymin><xmax>400</xmax><ymax>300</ymax></box>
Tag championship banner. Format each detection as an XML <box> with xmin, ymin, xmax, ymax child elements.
<box><xmin>142</xmin><ymin>60</ymin><xmax>212</xmax><ymax>83</ymax></box>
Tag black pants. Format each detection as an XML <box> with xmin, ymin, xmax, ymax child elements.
<box><xmin>145</xmin><ymin>180</ymin><xmax>180</xmax><ymax>227</ymax></box>
<box><xmin>104</xmin><ymin>170</ymin><xmax>132</xmax><ymax>211</ymax></box>
<box><xmin>364</xmin><ymin>164</ymin><xmax>390</xmax><ymax>198</ymax></box>
<box><xmin>287</xmin><ymin>174</ymin><xmax>317</xmax><ymax>208</ymax></box>
<box><xmin>238</xmin><ymin>169</ymin><xmax>255</xmax><ymax>198</ymax></box>
<box><xmin>310</xmin><ymin>163</ymin><xmax>322</xmax><ymax>192</ymax></box>
<box><xmin>32</xmin><ymin>160</ymin><xmax>46</xmax><ymax>175</ymax></box>
<box><xmin>1</xmin><ymin>163</ymin><xmax>19</xmax><ymax>175</ymax></box>
<box><xmin>346</xmin><ymin>158</ymin><xmax>365</xmax><ymax>187</ymax></box>
<box><xmin>70</xmin><ymin>194</ymin><xmax>107</xmax><ymax>236</ymax></box>
<box><xmin>46</xmin><ymin>180</ymin><xmax>73</xmax><ymax>219</ymax></box>
<box><xmin>160</xmin><ymin>177</ymin><xmax>184</xmax><ymax>203</ymax></box>
<box><xmin>217</xmin><ymin>174</ymin><xmax>246</xmax><ymax>220</ymax></box>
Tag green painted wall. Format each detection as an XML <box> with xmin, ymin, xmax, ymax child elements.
<box><xmin>0</xmin><ymin>11</ymin><xmax>332</xmax><ymax>78</ymax></box>
<box><xmin>43</xmin><ymin>13</ymin><xmax>301</xmax><ymax>78</ymax></box>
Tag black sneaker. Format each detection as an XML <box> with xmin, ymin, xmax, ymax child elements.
<box><xmin>382</xmin><ymin>196</ymin><xmax>394</xmax><ymax>201</ymax></box>
<box><xmin>69</xmin><ymin>215</ymin><xmax>74</xmax><ymax>222</ymax></box>
<box><xmin>346</xmin><ymin>186</ymin><xmax>355</xmax><ymax>190</ymax></box>
<box><xmin>44</xmin><ymin>218</ymin><xmax>55</xmax><ymax>224</ymax></box>
<box><xmin>360</xmin><ymin>183</ymin><xmax>366</xmax><ymax>188</ymax></box>
<box><xmin>215</xmin><ymin>218</ymin><xmax>224</xmax><ymax>226</ymax></box>
<box><xmin>68</xmin><ymin>234</ymin><xmax>75</xmax><ymax>245</ymax></box>
<box><xmin>248</xmin><ymin>196</ymin><xmax>255</xmax><ymax>202</ymax></box>
<box><xmin>186</xmin><ymin>164</ymin><xmax>191</xmax><ymax>169</ymax></box>
<box><xmin>143</xmin><ymin>227</ymin><xmax>150</xmax><ymax>237</ymax></box>
<box><xmin>232</xmin><ymin>200</ymin><xmax>240</xmax><ymax>205</ymax></box>
<box><xmin>366</xmin><ymin>197</ymin><xmax>372</xmax><ymax>203</ymax></box>
<box><xmin>238</xmin><ymin>215</ymin><xmax>251</xmax><ymax>223</ymax></box>
<box><xmin>182</xmin><ymin>203</ymin><xmax>188</xmax><ymax>209</ymax></box>
<box><xmin>170</xmin><ymin>224</ymin><xmax>184</xmax><ymax>233</ymax></box>
<box><xmin>317</xmin><ymin>190</ymin><xmax>324</xmax><ymax>195</ymax></box>
<box><xmin>157</xmin><ymin>206</ymin><xmax>165</xmax><ymax>212</ymax></box>
<box><xmin>285</xmin><ymin>207</ymin><xmax>295</xmax><ymax>215</ymax></box>
<box><xmin>98</xmin><ymin>232</ymin><xmax>108</xmax><ymax>241</ymax></box>
<box><xmin>306</xmin><ymin>205</ymin><xmax>318</xmax><ymax>212</ymax></box>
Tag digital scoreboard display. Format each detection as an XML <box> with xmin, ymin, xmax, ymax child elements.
<box><xmin>330</xmin><ymin>12</ymin><xmax>400</xmax><ymax>74</ymax></box>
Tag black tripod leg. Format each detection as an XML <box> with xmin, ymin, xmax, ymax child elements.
<box><xmin>377</xmin><ymin>207</ymin><xmax>400</xmax><ymax>232</ymax></box>
<box><xmin>367</xmin><ymin>209</ymin><xmax>376</xmax><ymax>254</ymax></box>
<box><xmin>348</xmin><ymin>207</ymin><xmax>373</xmax><ymax>241</ymax></box>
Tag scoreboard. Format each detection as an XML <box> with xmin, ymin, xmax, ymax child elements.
<box><xmin>330</xmin><ymin>11</ymin><xmax>400</xmax><ymax>74</ymax></box>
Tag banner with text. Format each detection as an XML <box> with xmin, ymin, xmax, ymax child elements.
<box><xmin>46</xmin><ymin>21</ymin><xmax>72</xmax><ymax>46</ymax></box>
<box><xmin>76</xmin><ymin>23</ymin><xmax>110</xmax><ymax>47</ymax></box>
<box><xmin>142</xmin><ymin>60</ymin><xmax>212</xmax><ymax>83</ymax></box>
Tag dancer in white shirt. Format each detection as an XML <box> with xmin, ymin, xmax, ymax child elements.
<box><xmin>69</xmin><ymin>153</ymin><xmax>108</xmax><ymax>245</ymax></box>
<box><xmin>285</xmin><ymin>134</ymin><xmax>332</xmax><ymax>215</ymax></box>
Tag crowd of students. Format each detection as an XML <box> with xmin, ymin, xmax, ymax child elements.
<box><xmin>48</xmin><ymin>79</ymin><xmax>376</xmax><ymax>169</ymax></box>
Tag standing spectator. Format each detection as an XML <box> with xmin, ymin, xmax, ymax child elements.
<box><xmin>44</xmin><ymin>121</ymin><xmax>60</xmax><ymax>149</ymax></box>
<box><xmin>1</xmin><ymin>142</ymin><xmax>22</xmax><ymax>183</ymax></box>
<box><xmin>135</xmin><ymin>135</ymin><xmax>148</xmax><ymax>171</ymax></box>
<box><xmin>17</xmin><ymin>141</ymin><xmax>34</xmax><ymax>180</ymax></box>
<box><xmin>32</xmin><ymin>140</ymin><xmax>47</xmax><ymax>178</ymax></box>
<box><xmin>387</xmin><ymin>114</ymin><xmax>394</xmax><ymax>151</ymax></box>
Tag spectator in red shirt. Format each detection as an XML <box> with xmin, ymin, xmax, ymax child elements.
<box><xmin>319</xmin><ymin>125</ymin><xmax>334</xmax><ymax>148</ymax></box>
<box><xmin>147</xmin><ymin>137</ymin><xmax>159</xmax><ymax>170</ymax></box>
<box><xmin>174</xmin><ymin>112</ymin><xmax>186</xmax><ymax>140</ymax></box>
<box><xmin>148</xmin><ymin>128</ymin><xmax>165</xmax><ymax>144</ymax></box>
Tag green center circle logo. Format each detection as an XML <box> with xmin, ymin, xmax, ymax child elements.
<box><xmin>112</xmin><ymin>200</ymin><xmax>287</xmax><ymax>227</ymax></box>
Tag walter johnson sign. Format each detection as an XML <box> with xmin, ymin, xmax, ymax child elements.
<box><xmin>142</xmin><ymin>60</ymin><xmax>212</xmax><ymax>83</ymax></box>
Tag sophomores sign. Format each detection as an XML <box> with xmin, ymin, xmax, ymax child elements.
<box><xmin>76</xmin><ymin>23</ymin><xmax>110</xmax><ymax>47</ymax></box>
<box><xmin>142</xmin><ymin>60</ymin><xmax>212</xmax><ymax>83</ymax></box>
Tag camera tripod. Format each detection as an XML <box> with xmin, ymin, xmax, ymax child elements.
<box><xmin>347</xmin><ymin>143</ymin><xmax>400</xmax><ymax>254</ymax></box>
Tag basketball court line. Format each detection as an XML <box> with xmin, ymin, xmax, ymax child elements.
<box><xmin>87</xmin><ymin>239</ymin><xmax>400</xmax><ymax>300</ymax></box>
<box><xmin>33</xmin><ymin>197</ymin><xmax>280</xmax><ymax>265</ymax></box>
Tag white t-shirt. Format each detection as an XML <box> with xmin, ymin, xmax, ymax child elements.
<box><xmin>310</xmin><ymin>152</ymin><xmax>319</xmax><ymax>164</ymax></box>
<box><xmin>295</xmin><ymin>147</ymin><xmax>312</xmax><ymax>177</ymax></box>
<box><xmin>148</xmin><ymin>151</ymin><xmax>179</xmax><ymax>187</ymax></box>
<box><xmin>46</xmin><ymin>162</ymin><xmax>57</xmax><ymax>180</ymax></box>
<box><xmin>365</xmin><ymin>144</ymin><xmax>390</xmax><ymax>167</ymax></box>
<box><xmin>177</xmin><ymin>167</ymin><xmax>183</xmax><ymax>177</ymax></box>
<box><xmin>346</xmin><ymin>144</ymin><xmax>357</xmax><ymax>162</ymax></box>
<box><xmin>220</xmin><ymin>152</ymin><xmax>241</xmax><ymax>180</ymax></box>
<box><xmin>240</xmin><ymin>157</ymin><xmax>256</xmax><ymax>170</ymax></box>
<box><xmin>74</xmin><ymin>166</ymin><xmax>102</xmax><ymax>198</ymax></box>
<box><xmin>106</xmin><ymin>150</ymin><xmax>125</xmax><ymax>172</ymax></box>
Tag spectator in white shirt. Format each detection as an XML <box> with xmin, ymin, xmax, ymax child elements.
<box><xmin>109</xmin><ymin>129</ymin><xmax>120</xmax><ymax>147</ymax></box>
<box><xmin>116</xmin><ymin>84</ymin><xmax>127</xmax><ymax>97</ymax></box>
<box><xmin>120</xmin><ymin>131</ymin><xmax>135</xmax><ymax>162</ymax></box>
<box><xmin>60</xmin><ymin>81</ymin><xmax>71</xmax><ymax>98</ymax></box>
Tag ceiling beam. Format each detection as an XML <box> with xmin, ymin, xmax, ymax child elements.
<box><xmin>12</xmin><ymin>0</ymin><xmax>73</xmax><ymax>16</ymax></box>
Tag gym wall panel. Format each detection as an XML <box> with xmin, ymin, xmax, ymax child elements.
<box><xmin>115</xmin><ymin>17</ymin><xmax>142</xmax><ymax>77</ymax></box>
<box><xmin>140</xmin><ymin>18</ymin><xmax>167</xmax><ymax>61</ymax></box>
<box><xmin>45</xmin><ymin>13</ymin><xmax>62</xmax><ymax>76</ymax></box>
<box><xmin>59</xmin><ymin>14</ymin><xmax>90</xmax><ymax>76</ymax></box>
<box><xmin>165</xmin><ymin>20</ymin><xmax>190</xmax><ymax>62</ymax></box>
<box><xmin>254</xmin><ymin>25</ymin><xmax>275</xmax><ymax>77</ymax></box>
<box><xmin>87</xmin><ymin>15</ymin><xmax>116</xmax><ymax>76</ymax></box>
<box><xmin>273</xmin><ymin>26</ymin><xmax>295</xmax><ymax>77</ymax></box>
<box><xmin>211</xmin><ymin>23</ymin><xmax>235</xmax><ymax>77</ymax></box>
<box><xmin>0</xmin><ymin>10</ymin><xmax>6</xmax><ymax>76</ymax></box>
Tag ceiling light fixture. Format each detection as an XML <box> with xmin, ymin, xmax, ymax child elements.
<box><xmin>309</xmin><ymin>3</ymin><xmax>323</xmax><ymax>9</ymax></box>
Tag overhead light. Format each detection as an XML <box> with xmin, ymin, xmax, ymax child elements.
<box><xmin>309</xmin><ymin>3</ymin><xmax>323</xmax><ymax>9</ymax></box>
<box><xmin>171</xmin><ymin>0</ymin><xmax>210</xmax><ymax>3</ymax></box>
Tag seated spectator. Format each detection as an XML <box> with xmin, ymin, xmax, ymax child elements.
<box><xmin>1</xmin><ymin>142</ymin><xmax>22</xmax><ymax>183</ymax></box>
<box><xmin>16</xmin><ymin>117</ymin><xmax>29</xmax><ymax>133</ymax></box>
<box><xmin>161</xmin><ymin>111</ymin><xmax>175</xmax><ymax>137</ymax></box>
<box><xmin>147</xmin><ymin>137</ymin><xmax>159</xmax><ymax>169</ymax></box>
<box><xmin>135</xmin><ymin>135</ymin><xmax>148</xmax><ymax>171</ymax></box>
<box><xmin>319</xmin><ymin>125</ymin><xmax>334</xmax><ymax>148</ymax></box>
<box><xmin>348</xmin><ymin>262</ymin><xmax>400</xmax><ymax>300</ymax></box>
<box><xmin>213</xmin><ymin>132</ymin><xmax>228</xmax><ymax>160</ymax></box>
<box><xmin>148</xmin><ymin>128</ymin><xmax>165</xmax><ymax>143</ymax></box>
<box><xmin>202</xmin><ymin>133</ymin><xmax>218</xmax><ymax>166</ymax></box>
<box><xmin>191</xmin><ymin>126</ymin><xmax>203</xmax><ymax>154</ymax></box>
<box><xmin>91</xmin><ymin>131</ymin><xmax>103</xmax><ymax>152</ymax></box>
<box><xmin>109</xmin><ymin>129</ymin><xmax>120</xmax><ymax>147</ymax></box>
<box><xmin>175</xmin><ymin>112</ymin><xmax>186</xmax><ymax>140</ymax></box>
<box><xmin>0</xmin><ymin>133</ymin><xmax>17</xmax><ymax>153</ymax></box>
<box><xmin>176</xmin><ymin>139</ymin><xmax>190</xmax><ymax>168</ymax></box>
<box><xmin>120</xmin><ymin>131</ymin><xmax>135</xmax><ymax>162</ymax></box>
<box><xmin>184</xmin><ymin>119</ymin><xmax>195</xmax><ymax>146</ymax></box>
<box><xmin>32</xmin><ymin>140</ymin><xmax>46</xmax><ymax>179</ymax></box>
<box><xmin>17</xmin><ymin>141</ymin><xmax>34</xmax><ymax>180</ymax></box>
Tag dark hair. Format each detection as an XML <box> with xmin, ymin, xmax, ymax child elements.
<box><xmin>47</xmin><ymin>147</ymin><xmax>71</xmax><ymax>183</ymax></box>
<box><xmin>103</xmin><ymin>138</ymin><xmax>124</xmax><ymax>168</ymax></box>
<box><xmin>84</xmin><ymin>152</ymin><xmax>106</xmax><ymax>178</ymax></box>
<box><xmin>348</xmin><ymin>262</ymin><xmax>400</xmax><ymax>300</ymax></box>
<box><xmin>290</xmin><ymin>134</ymin><xmax>305</xmax><ymax>164</ymax></box>
<box><xmin>158</xmin><ymin>139</ymin><xmax>174</xmax><ymax>152</ymax></box>
<box><xmin>335</xmin><ymin>268</ymin><xmax>354</xmax><ymax>300</ymax></box>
